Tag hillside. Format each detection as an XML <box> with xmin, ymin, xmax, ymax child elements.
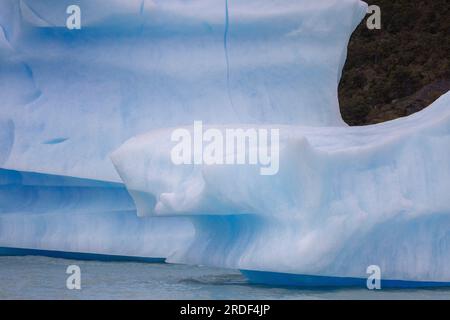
<box><xmin>339</xmin><ymin>0</ymin><xmax>450</xmax><ymax>125</ymax></box>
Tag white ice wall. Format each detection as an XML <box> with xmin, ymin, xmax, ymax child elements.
<box><xmin>112</xmin><ymin>92</ymin><xmax>450</xmax><ymax>281</ymax></box>
<box><xmin>0</xmin><ymin>0</ymin><xmax>366</xmax><ymax>181</ymax></box>
<box><xmin>5</xmin><ymin>0</ymin><xmax>447</xmax><ymax>283</ymax></box>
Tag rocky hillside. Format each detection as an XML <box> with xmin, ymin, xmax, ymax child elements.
<box><xmin>339</xmin><ymin>0</ymin><xmax>450</xmax><ymax>125</ymax></box>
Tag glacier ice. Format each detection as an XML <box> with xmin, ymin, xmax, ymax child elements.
<box><xmin>0</xmin><ymin>0</ymin><xmax>366</xmax><ymax>263</ymax></box>
<box><xmin>1</xmin><ymin>0</ymin><xmax>449</xmax><ymax>286</ymax></box>
<box><xmin>0</xmin><ymin>168</ymin><xmax>194</xmax><ymax>259</ymax></box>
<box><xmin>112</xmin><ymin>92</ymin><xmax>450</xmax><ymax>282</ymax></box>
<box><xmin>0</xmin><ymin>0</ymin><xmax>366</xmax><ymax>181</ymax></box>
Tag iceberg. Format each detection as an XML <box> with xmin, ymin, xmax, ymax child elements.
<box><xmin>112</xmin><ymin>93</ymin><xmax>450</xmax><ymax>283</ymax></box>
<box><xmin>1</xmin><ymin>0</ymin><xmax>449</xmax><ymax>287</ymax></box>
<box><xmin>0</xmin><ymin>0</ymin><xmax>365</xmax><ymax>181</ymax></box>
<box><xmin>0</xmin><ymin>0</ymin><xmax>365</xmax><ymax>261</ymax></box>
<box><xmin>0</xmin><ymin>168</ymin><xmax>194</xmax><ymax>260</ymax></box>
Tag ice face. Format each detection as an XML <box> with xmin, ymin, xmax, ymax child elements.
<box><xmin>112</xmin><ymin>93</ymin><xmax>450</xmax><ymax>281</ymax></box>
<box><xmin>0</xmin><ymin>0</ymin><xmax>366</xmax><ymax>182</ymax></box>
<box><xmin>0</xmin><ymin>168</ymin><xmax>194</xmax><ymax>259</ymax></box>
<box><xmin>4</xmin><ymin>0</ymin><xmax>449</xmax><ymax>284</ymax></box>
<box><xmin>0</xmin><ymin>0</ymin><xmax>368</xmax><ymax>269</ymax></box>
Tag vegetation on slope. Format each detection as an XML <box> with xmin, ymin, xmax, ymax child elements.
<box><xmin>339</xmin><ymin>0</ymin><xmax>450</xmax><ymax>125</ymax></box>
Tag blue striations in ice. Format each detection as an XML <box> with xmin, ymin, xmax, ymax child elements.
<box><xmin>112</xmin><ymin>92</ymin><xmax>450</xmax><ymax>283</ymax></box>
<box><xmin>0</xmin><ymin>168</ymin><xmax>194</xmax><ymax>259</ymax></box>
<box><xmin>2</xmin><ymin>0</ymin><xmax>450</xmax><ymax>286</ymax></box>
<box><xmin>0</xmin><ymin>0</ymin><xmax>365</xmax><ymax>181</ymax></box>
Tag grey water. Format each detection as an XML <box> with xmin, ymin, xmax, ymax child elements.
<box><xmin>0</xmin><ymin>256</ymin><xmax>449</xmax><ymax>300</ymax></box>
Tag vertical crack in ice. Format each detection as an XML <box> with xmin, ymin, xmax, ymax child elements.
<box><xmin>139</xmin><ymin>0</ymin><xmax>145</xmax><ymax>15</ymax></box>
<box><xmin>224</xmin><ymin>0</ymin><xmax>235</xmax><ymax>110</ymax></box>
<box><xmin>138</xmin><ymin>0</ymin><xmax>146</xmax><ymax>34</ymax></box>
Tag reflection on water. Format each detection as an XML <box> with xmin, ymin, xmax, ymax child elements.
<box><xmin>0</xmin><ymin>256</ymin><xmax>449</xmax><ymax>300</ymax></box>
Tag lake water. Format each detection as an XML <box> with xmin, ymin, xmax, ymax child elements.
<box><xmin>0</xmin><ymin>256</ymin><xmax>449</xmax><ymax>300</ymax></box>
